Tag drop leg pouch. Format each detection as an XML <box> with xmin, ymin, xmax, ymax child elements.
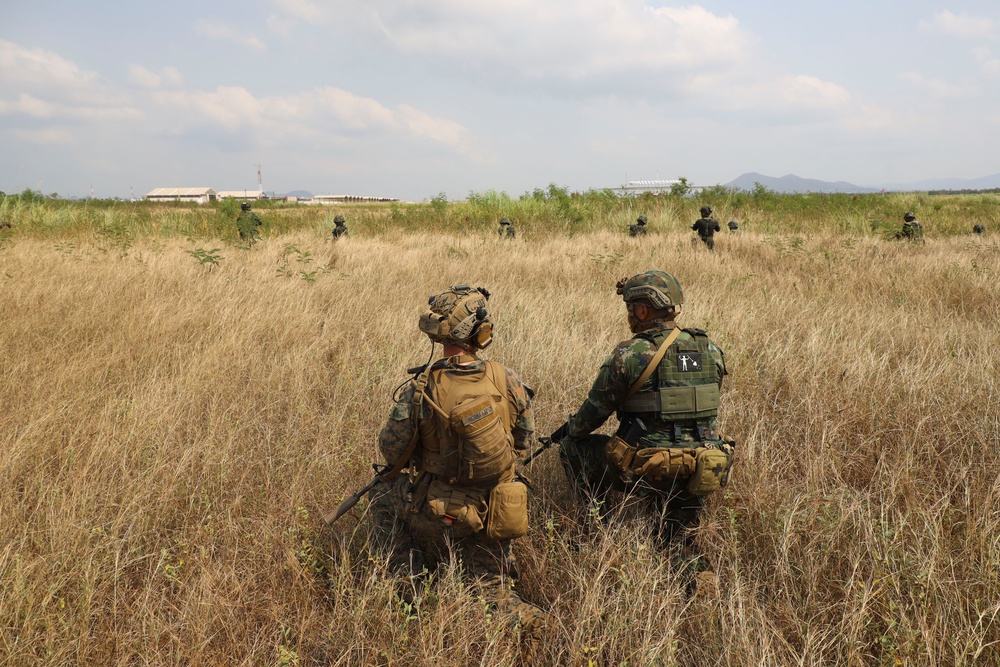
<box><xmin>486</xmin><ymin>481</ymin><xmax>529</xmax><ymax>540</ymax></box>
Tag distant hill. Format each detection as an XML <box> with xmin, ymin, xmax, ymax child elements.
<box><xmin>725</xmin><ymin>173</ymin><xmax>877</xmax><ymax>194</ymax></box>
<box><xmin>724</xmin><ymin>172</ymin><xmax>1000</xmax><ymax>194</ymax></box>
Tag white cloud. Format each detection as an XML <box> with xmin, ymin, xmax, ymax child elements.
<box><xmin>984</xmin><ymin>59</ymin><xmax>1000</xmax><ymax>76</ymax></box>
<box><xmin>775</xmin><ymin>75</ymin><xmax>852</xmax><ymax>109</ymax></box>
<box><xmin>0</xmin><ymin>38</ymin><xmax>101</xmax><ymax>92</ymax></box>
<box><xmin>128</xmin><ymin>65</ymin><xmax>184</xmax><ymax>89</ymax></box>
<box><xmin>194</xmin><ymin>19</ymin><xmax>267</xmax><ymax>52</ymax></box>
<box><xmin>901</xmin><ymin>71</ymin><xmax>982</xmax><ymax>100</ymax></box>
<box><xmin>266</xmin><ymin>14</ymin><xmax>294</xmax><ymax>38</ymax></box>
<box><xmin>149</xmin><ymin>84</ymin><xmax>479</xmax><ymax>156</ymax></box>
<box><xmin>919</xmin><ymin>11</ymin><xmax>996</xmax><ymax>40</ymax></box>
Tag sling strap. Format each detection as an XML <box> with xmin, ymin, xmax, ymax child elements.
<box><xmin>624</xmin><ymin>327</ymin><xmax>681</xmax><ymax>401</ymax></box>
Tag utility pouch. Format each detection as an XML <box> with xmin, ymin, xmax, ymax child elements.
<box><xmin>686</xmin><ymin>446</ymin><xmax>733</xmax><ymax>496</ymax></box>
<box><xmin>631</xmin><ymin>447</ymin><xmax>698</xmax><ymax>483</ymax></box>
<box><xmin>450</xmin><ymin>394</ymin><xmax>516</xmax><ymax>486</ymax></box>
<box><xmin>604</xmin><ymin>435</ymin><xmax>637</xmax><ymax>473</ymax></box>
<box><xmin>485</xmin><ymin>481</ymin><xmax>529</xmax><ymax>540</ymax></box>
<box><xmin>425</xmin><ymin>478</ymin><xmax>487</xmax><ymax>535</ymax></box>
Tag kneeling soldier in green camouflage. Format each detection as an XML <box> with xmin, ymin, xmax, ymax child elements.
<box><xmin>557</xmin><ymin>270</ymin><xmax>734</xmax><ymax>584</ymax></box>
<box><xmin>370</xmin><ymin>285</ymin><xmax>544</xmax><ymax>641</ymax></box>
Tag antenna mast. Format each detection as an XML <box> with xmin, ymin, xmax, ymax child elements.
<box><xmin>256</xmin><ymin>163</ymin><xmax>263</xmax><ymax>194</ymax></box>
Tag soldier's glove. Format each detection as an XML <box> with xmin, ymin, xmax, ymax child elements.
<box><xmin>549</xmin><ymin>422</ymin><xmax>569</xmax><ymax>444</ymax></box>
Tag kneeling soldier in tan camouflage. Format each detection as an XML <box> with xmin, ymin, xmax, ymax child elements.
<box><xmin>370</xmin><ymin>285</ymin><xmax>544</xmax><ymax>641</ymax></box>
<box><xmin>557</xmin><ymin>270</ymin><xmax>734</xmax><ymax>588</ymax></box>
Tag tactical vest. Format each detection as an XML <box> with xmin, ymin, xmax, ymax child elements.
<box><xmin>621</xmin><ymin>328</ymin><xmax>720</xmax><ymax>423</ymax></box>
<box><xmin>416</xmin><ymin>360</ymin><xmax>517</xmax><ymax>488</ymax></box>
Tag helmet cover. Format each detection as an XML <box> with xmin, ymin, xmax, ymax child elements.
<box><xmin>419</xmin><ymin>285</ymin><xmax>494</xmax><ymax>348</ymax></box>
<box><xmin>616</xmin><ymin>270</ymin><xmax>684</xmax><ymax>309</ymax></box>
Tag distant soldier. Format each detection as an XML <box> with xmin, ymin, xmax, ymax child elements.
<box><xmin>236</xmin><ymin>201</ymin><xmax>263</xmax><ymax>244</ymax></box>
<box><xmin>0</xmin><ymin>221</ymin><xmax>11</xmax><ymax>230</ymax></box>
<box><xmin>727</xmin><ymin>220</ymin><xmax>739</xmax><ymax>232</ymax></box>
<box><xmin>498</xmin><ymin>217</ymin><xmax>516</xmax><ymax>238</ymax></box>
<box><xmin>629</xmin><ymin>215</ymin><xmax>648</xmax><ymax>237</ymax></box>
<box><xmin>897</xmin><ymin>212</ymin><xmax>924</xmax><ymax>241</ymax></box>
<box><xmin>332</xmin><ymin>215</ymin><xmax>348</xmax><ymax>240</ymax></box>
<box><xmin>692</xmin><ymin>206</ymin><xmax>721</xmax><ymax>250</ymax></box>
<box><xmin>973</xmin><ymin>224</ymin><xmax>985</xmax><ymax>235</ymax></box>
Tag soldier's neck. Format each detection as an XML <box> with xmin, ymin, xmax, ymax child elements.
<box><xmin>442</xmin><ymin>344</ymin><xmax>477</xmax><ymax>361</ymax></box>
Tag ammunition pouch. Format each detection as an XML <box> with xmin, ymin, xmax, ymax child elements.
<box><xmin>604</xmin><ymin>435</ymin><xmax>637</xmax><ymax>472</ymax></box>
<box><xmin>486</xmin><ymin>481</ymin><xmax>529</xmax><ymax>540</ymax></box>
<box><xmin>604</xmin><ymin>438</ymin><xmax>734</xmax><ymax>495</ymax></box>
<box><xmin>425</xmin><ymin>478</ymin><xmax>487</xmax><ymax>536</ymax></box>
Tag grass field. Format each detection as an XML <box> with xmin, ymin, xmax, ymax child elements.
<box><xmin>2</xmin><ymin>202</ymin><xmax>999</xmax><ymax>665</ymax></box>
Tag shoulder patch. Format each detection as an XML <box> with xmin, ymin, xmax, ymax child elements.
<box><xmin>389</xmin><ymin>400</ymin><xmax>411</xmax><ymax>421</ymax></box>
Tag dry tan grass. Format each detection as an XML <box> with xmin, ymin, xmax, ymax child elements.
<box><xmin>2</xmin><ymin>229</ymin><xmax>999</xmax><ymax>665</ymax></box>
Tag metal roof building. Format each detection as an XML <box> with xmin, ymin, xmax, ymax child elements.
<box><xmin>216</xmin><ymin>190</ymin><xmax>265</xmax><ymax>200</ymax></box>
<box><xmin>307</xmin><ymin>194</ymin><xmax>398</xmax><ymax>204</ymax></box>
<box><xmin>145</xmin><ymin>188</ymin><xmax>218</xmax><ymax>204</ymax></box>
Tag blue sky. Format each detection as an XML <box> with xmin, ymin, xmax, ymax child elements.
<box><xmin>2</xmin><ymin>1</ymin><xmax>999</xmax><ymax>200</ymax></box>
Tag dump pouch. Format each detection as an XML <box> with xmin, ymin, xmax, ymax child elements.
<box><xmin>686</xmin><ymin>447</ymin><xmax>732</xmax><ymax>496</ymax></box>
<box><xmin>449</xmin><ymin>394</ymin><xmax>516</xmax><ymax>486</ymax></box>
<box><xmin>486</xmin><ymin>481</ymin><xmax>529</xmax><ymax>540</ymax></box>
<box><xmin>604</xmin><ymin>435</ymin><xmax>638</xmax><ymax>472</ymax></box>
<box><xmin>425</xmin><ymin>478</ymin><xmax>487</xmax><ymax>535</ymax></box>
<box><xmin>631</xmin><ymin>447</ymin><xmax>698</xmax><ymax>483</ymax></box>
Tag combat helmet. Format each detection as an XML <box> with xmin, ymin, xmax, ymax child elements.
<box><xmin>419</xmin><ymin>285</ymin><xmax>494</xmax><ymax>349</ymax></box>
<box><xmin>241</xmin><ymin>201</ymin><xmax>251</xmax><ymax>211</ymax></box>
<box><xmin>973</xmin><ymin>224</ymin><xmax>985</xmax><ymax>234</ymax></box>
<box><xmin>903</xmin><ymin>212</ymin><xmax>917</xmax><ymax>222</ymax></box>
<box><xmin>616</xmin><ymin>270</ymin><xmax>684</xmax><ymax>310</ymax></box>
<box><xmin>700</xmin><ymin>205</ymin><xmax>712</xmax><ymax>217</ymax></box>
<box><xmin>728</xmin><ymin>220</ymin><xmax>739</xmax><ymax>231</ymax></box>
<box><xmin>636</xmin><ymin>215</ymin><xmax>647</xmax><ymax>225</ymax></box>
<box><xmin>499</xmin><ymin>217</ymin><xmax>511</xmax><ymax>226</ymax></box>
<box><xmin>334</xmin><ymin>215</ymin><xmax>346</xmax><ymax>224</ymax></box>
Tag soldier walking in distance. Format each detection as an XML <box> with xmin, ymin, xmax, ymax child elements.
<box><xmin>556</xmin><ymin>270</ymin><xmax>733</xmax><ymax>591</ymax></box>
<box><xmin>235</xmin><ymin>201</ymin><xmax>263</xmax><ymax>244</ymax></box>
<box><xmin>896</xmin><ymin>211</ymin><xmax>924</xmax><ymax>241</ymax></box>
<box><xmin>332</xmin><ymin>215</ymin><xmax>348</xmax><ymax>240</ymax></box>
<box><xmin>498</xmin><ymin>217</ymin><xmax>516</xmax><ymax>238</ymax></box>
<box><xmin>727</xmin><ymin>220</ymin><xmax>739</xmax><ymax>232</ymax></box>
<box><xmin>973</xmin><ymin>224</ymin><xmax>985</xmax><ymax>235</ymax></box>
<box><xmin>629</xmin><ymin>215</ymin><xmax>648</xmax><ymax>237</ymax></box>
<box><xmin>692</xmin><ymin>206</ymin><xmax>720</xmax><ymax>250</ymax></box>
<box><xmin>370</xmin><ymin>285</ymin><xmax>544</xmax><ymax>644</ymax></box>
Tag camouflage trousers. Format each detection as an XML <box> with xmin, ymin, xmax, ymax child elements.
<box><xmin>559</xmin><ymin>433</ymin><xmax>707</xmax><ymax>569</ymax></box>
<box><xmin>369</xmin><ymin>475</ymin><xmax>544</xmax><ymax>638</ymax></box>
<box><xmin>698</xmin><ymin>235</ymin><xmax>715</xmax><ymax>250</ymax></box>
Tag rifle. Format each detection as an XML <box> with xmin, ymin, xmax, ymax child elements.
<box><xmin>323</xmin><ymin>463</ymin><xmax>388</xmax><ymax>525</ymax></box>
<box><xmin>519</xmin><ymin>422</ymin><xmax>568</xmax><ymax>468</ymax></box>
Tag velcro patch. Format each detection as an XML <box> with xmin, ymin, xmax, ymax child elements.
<box><xmin>462</xmin><ymin>405</ymin><xmax>494</xmax><ymax>426</ymax></box>
<box><xmin>676</xmin><ymin>352</ymin><xmax>702</xmax><ymax>372</ymax></box>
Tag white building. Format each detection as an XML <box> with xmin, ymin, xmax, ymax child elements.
<box><xmin>216</xmin><ymin>190</ymin><xmax>266</xmax><ymax>200</ymax></box>
<box><xmin>145</xmin><ymin>187</ymin><xmax>217</xmax><ymax>204</ymax></box>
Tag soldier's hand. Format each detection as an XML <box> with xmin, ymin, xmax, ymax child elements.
<box><xmin>550</xmin><ymin>422</ymin><xmax>569</xmax><ymax>443</ymax></box>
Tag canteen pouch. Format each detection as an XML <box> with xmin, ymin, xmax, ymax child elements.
<box><xmin>425</xmin><ymin>479</ymin><xmax>487</xmax><ymax>535</ymax></box>
<box><xmin>604</xmin><ymin>435</ymin><xmax>638</xmax><ymax>473</ymax></box>
<box><xmin>450</xmin><ymin>394</ymin><xmax>516</xmax><ymax>486</ymax></box>
<box><xmin>686</xmin><ymin>447</ymin><xmax>732</xmax><ymax>496</ymax></box>
<box><xmin>631</xmin><ymin>447</ymin><xmax>698</xmax><ymax>483</ymax></box>
<box><xmin>485</xmin><ymin>481</ymin><xmax>529</xmax><ymax>540</ymax></box>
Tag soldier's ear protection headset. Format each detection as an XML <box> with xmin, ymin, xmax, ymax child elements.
<box><xmin>418</xmin><ymin>285</ymin><xmax>493</xmax><ymax>349</ymax></box>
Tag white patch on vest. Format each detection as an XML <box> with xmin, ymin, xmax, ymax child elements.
<box><xmin>677</xmin><ymin>352</ymin><xmax>702</xmax><ymax>372</ymax></box>
<box><xmin>462</xmin><ymin>405</ymin><xmax>494</xmax><ymax>426</ymax></box>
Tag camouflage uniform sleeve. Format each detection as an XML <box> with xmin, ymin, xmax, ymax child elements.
<box><xmin>709</xmin><ymin>339</ymin><xmax>727</xmax><ymax>387</ymax></box>
<box><xmin>566</xmin><ymin>340</ymin><xmax>648</xmax><ymax>437</ymax></box>
<box><xmin>504</xmin><ymin>367</ymin><xmax>535</xmax><ymax>452</ymax></box>
<box><xmin>378</xmin><ymin>382</ymin><xmax>417</xmax><ymax>465</ymax></box>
